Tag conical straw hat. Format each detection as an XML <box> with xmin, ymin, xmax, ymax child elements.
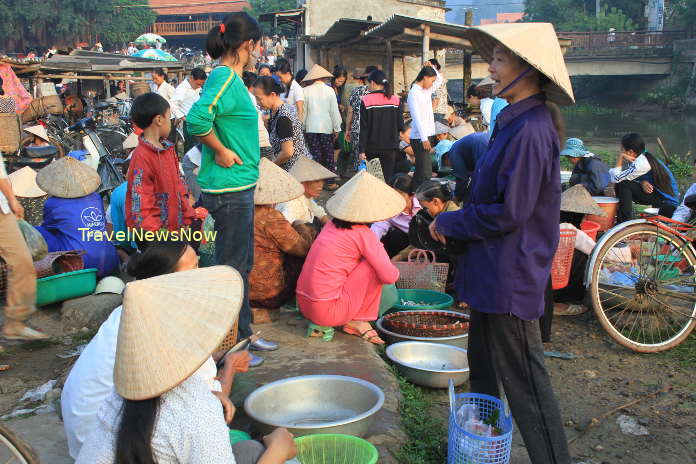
<box><xmin>561</xmin><ymin>185</ymin><xmax>605</xmax><ymax>216</ymax></box>
<box><xmin>36</xmin><ymin>156</ymin><xmax>101</xmax><ymax>198</ymax></box>
<box><xmin>24</xmin><ymin>125</ymin><xmax>50</xmax><ymax>143</ymax></box>
<box><xmin>114</xmin><ymin>266</ymin><xmax>243</xmax><ymax>400</ymax></box>
<box><xmin>465</xmin><ymin>23</ymin><xmax>574</xmax><ymax>105</ymax></box>
<box><xmin>326</xmin><ymin>170</ymin><xmax>406</xmax><ymax>223</ymax></box>
<box><xmin>9</xmin><ymin>167</ymin><xmax>46</xmax><ymax>198</ymax></box>
<box><xmin>289</xmin><ymin>156</ymin><xmax>336</xmax><ymax>183</ymax></box>
<box><xmin>302</xmin><ymin>64</ymin><xmax>334</xmax><ymax>82</ymax></box>
<box><xmin>254</xmin><ymin>157</ymin><xmax>304</xmax><ymax>205</ymax></box>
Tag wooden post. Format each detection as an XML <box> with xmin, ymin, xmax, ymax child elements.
<box><xmin>421</xmin><ymin>25</ymin><xmax>430</xmax><ymax>66</ymax></box>
<box><xmin>319</xmin><ymin>47</ymin><xmax>327</xmax><ymax>68</ymax></box>
<box><xmin>463</xmin><ymin>9</ymin><xmax>474</xmax><ymax>105</ymax></box>
<box><xmin>386</xmin><ymin>41</ymin><xmax>393</xmax><ymax>87</ymax></box>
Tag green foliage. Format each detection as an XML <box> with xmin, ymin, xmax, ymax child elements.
<box><xmin>245</xmin><ymin>0</ymin><xmax>296</xmax><ymax>18</ymax></box>
<box><xmin>673</xmin><ymin>0</ymin><xmax>696</xmax><ymax>35</ymax></box>
<box><xmin>390</xmin><ymin>367</ymin><xmax>447</xmax><ymax>464</ymax></box>
<box><xmin>524</xmin><ymin>0</ymin><xmax>636</xmax><ymax>31</ymax></box>
<box><xmin>98</xmin><ymin>0</ymin><xmax>156</xmax><ymax>49</ymax></box>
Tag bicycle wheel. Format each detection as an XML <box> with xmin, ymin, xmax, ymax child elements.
<box><xmin>20</xmin><ymin>135</ymin><xmax>65</xmax><ymax>159</ymax></box>
<box><xmin>590</xmin><ymin>223</ymin><xmax>696</xmax><ymax>352</ymax></box>
<box><xmin>0</xmin><ymin>422</ymin><xmax>40</xmax><ymax>464</ymax></box>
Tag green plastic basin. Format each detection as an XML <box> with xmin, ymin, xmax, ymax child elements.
<box><xmin>36</xmin><ymin>268</ymin><xmax>98</xmax><ymax>306</ymax></box>
<box><xmin>294</xmin><ymin>434</ymin><xmax>378</xmax><ymax>464</ymax></box>
<box><xmin>393</xmin><ymin>289</ymin><xmax>454</xmax><ymax>311</ymax></box>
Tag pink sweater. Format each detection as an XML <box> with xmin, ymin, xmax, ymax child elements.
<box><xmin>297</xmin><ymin>221</ymin><xmax>399</xmax><ymax>301</ymax></box>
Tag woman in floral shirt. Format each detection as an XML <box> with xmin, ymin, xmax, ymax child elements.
<box><xmin>344</xmin><ymin>66</ymin><xmax>378</xmax><ymax>173</ymax></box>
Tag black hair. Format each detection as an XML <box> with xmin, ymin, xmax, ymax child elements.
<box><xmin>0</xmin><ymin>76</ymin><xmax>4</xmax><ymax>96</ymax></box>
<box><xmin>126</xmin><ymin>240</ymin><xmax>188</xmax><ymax>280</ymax></box>
<box><xmin>367</xmin><ymin>70</ymin><xmax>392</xmax><ymax>99</ymax></box>
<box><xmin>152</xmin><ymin>68</ymin><xmax>167</xmax><ymax>79</ymax></box>
<box><xmin>466</xmin><ymin>84</ymin><xmax>483</xmax><ymax>99</ymax></box>
<box><xmin>332</xmin><ymin>65</ymin><xmax>348</xmax><ymax>89</ymax></box>
<box><xmin>295</xmin><ymin>69</ymin><xmax>308</xmax><ymax>83</ymax></box>
<box><xmin>130</xmin><ymin>93</ymin><xmax>170</xmax><ymax>130</ymax></box>
<box><xmin>390</xmin><ymin>173</ymin><xmax>414</xmax><ymax>195</ymax></box>
<box><xmin>242</xmin><ymin>71</ymin><xmax>258</xmax><ymax>89</ymax></box>
<box><xmin>115</xmin><ymin>398</ymin><xmax>160</xmax><ymax>464</ymax></box>
<box><xmin>429</xmin><ymin>59</ymin><xmax>441</xmax><ymax>70</ymax></box>
<box><xmin>275</xmin><ymin>59</ymin><xmax>293</xmax><ymax>97</ymax></box>
<box><xmin>559</xmin><ymin>211</ymin><xmax>584</xmax><ymax>229</ymax></box>
<box><xmin>253</xmin><ymin>75</ymin><xmax>285</xmax><ymax>96</ymax></box>
<box><xmin>190</xmin><ymin>67</ymin><xmax>207</xmax><ymax>81</ymax></box>
<box><xmin>414</xmin><ymin>66</ymin><xmax>437</xmax><ymax>84</ymax></box>
<box><xmin>415</xmin><ymin>180</ymin><xmax>451</xmax><ymax>203</ymax></box>
<box><xmin>621</xmin><ymin>133</ymin><xmax>674</xmax><ymax>197</ymax></box>
<box><xmin>358</xmin><ymin>65</ymin><xmax>379</xmax><ymax>83</ymax></box>
<box><xmin>333</xmin><ymin>218</ymin><xmax>354</xmax><ymax>229</ymax></box>
<box><xmin>206</xmin><ymin>12</ymin><xmax>261</xmax><ymax>61</ymax></box>
<box><xmin>258</xmin><ymin>63</ymin><xmax>272</xmax><ymax>74</ymax></box>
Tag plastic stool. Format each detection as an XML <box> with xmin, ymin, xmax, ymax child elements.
<box><xmin>306</xmin><ymin>323</ymin><xmax>334</xmax><ymax>342</ymax></box>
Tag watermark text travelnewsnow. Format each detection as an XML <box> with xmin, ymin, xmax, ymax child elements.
<box><xmin>78</xmin><ymin>228</ymin><xmax>217</xmax><ymax>243</ymax></box>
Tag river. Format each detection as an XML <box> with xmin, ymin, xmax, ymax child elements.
<box><xmin>562</xmin><ymin>107</ymin><xmax>696</xmax><ymax>162</ymax></box>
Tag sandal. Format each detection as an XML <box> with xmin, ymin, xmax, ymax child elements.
<box><xmin>3</xmin><ymin>326</ymin><xmax>49</xmax><ymax>341</ymax></box>
<box><xmin>342</xmin><ymin>325</ymin><xmax>385</xmax><ymax>345</ymax></box>
<box><xmin>0</xmin><ymin>365</ymin><xmax>9</xmax><ymax>372</ymax></box>
<box><xmin>553</xmin><ymin>303</ymin><xmax>588</xmax><ymax>317</ymax></box>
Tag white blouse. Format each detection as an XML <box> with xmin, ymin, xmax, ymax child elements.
<box><xmin>407</xmin><ymin>67</ymin><xmax>443</xmax><ymax>141</ymax></box>
<box><xmin>76</xmin><ymin>371</ymin><xmax>235</xmax><ymax>464</ymax></box>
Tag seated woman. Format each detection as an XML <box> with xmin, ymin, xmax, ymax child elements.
<box><xmin>277</xmin><ymin>156</ymin><xmax>333</xmax><ymax>229</ymax></box>
<box><xmin>35</xmin><ymin>156</ymin><xmax>118</xmax><ymax>278</ymax></box>
<box><xmin>61</xmin><ymin>240</ymin><xmax>250</xmax><ymax>458</ymax></box>
<box><xmin>611</xmin><ymin>133</ymin><xmax>679</xmax><ymax>223</ymax></box>
<box><xmin>24</xmin><ymin>125</ymin><xmax>50</xmax><ymax>147</ymax></box>
<box><xmin>561</xmin><ymin>138</ymin><xmax>609</xmax><ymax>196</ymax></box>
<box><xmin>249</xmin><ymin>159</ymin><xmax>316</xmax><ymax>317</ymax></box>
<box><xmin>371</xmin><ymin>174</ymin><xmax>422</xmax><ymax>257</ymax></box>
<box><xmin>297</xmin><ymin>171</ymin><xmax>403</xmax><ymax>344</ymax></box>
<box><xmin>76</xmin><ymin>266</ymin><xmax>296</xmax><ymax>464</ymax></box>
<box><xmin>254</xmin><ymin>76</ymin><xmax>311</xmax><ymax>171</ymax></box>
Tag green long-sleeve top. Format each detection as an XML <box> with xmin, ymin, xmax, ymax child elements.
<box><xmin>187</xmin><ymin>66</ymin><xmax>260</xmax><ymax>194</ymax></box>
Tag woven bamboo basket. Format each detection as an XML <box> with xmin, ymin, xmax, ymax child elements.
<box><xmin>215</xmin><ymin>319</ymin><xmax>240</xmax><ymax>352</ymax></box>
<box><xmin>0</xmin><ymin>113</ymin><xmax>20</xmax><ymax>152</ymax></box>
<box><xmin>42</xmin><ymin>95</ymin><xmax>64</xmax><ymax>115</ymax></box>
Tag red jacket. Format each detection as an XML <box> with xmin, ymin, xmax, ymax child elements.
<box><xmin>125</xmin><ymin>137</ymin><xmax>194</xmax><ymax>232</ymax></box>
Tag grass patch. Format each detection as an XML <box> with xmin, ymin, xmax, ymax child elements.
<box><xmin>71</xmin><ymin>329</ymin><xmax>98</xmax><ymax>346</ymax></box>
<box><xmin>390</xmin><ymin>367</ymin><xmax>448</xmax><ymax>464</ymax></box>
<box><xmin>18</xmin><ymin>338</ymin><xmax>59</xmax><ymax>350</ymax></box>
<box><xmin>660</xmin><ymin>334</ymin><xmax>696</xmax><ymax>369</ymax></box>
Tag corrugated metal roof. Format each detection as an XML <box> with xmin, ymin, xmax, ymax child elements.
<box><xmin>149</xmin><ymin>0</ymin><xmax>249</xmax><ymax>16</ymax></box>
<box><xmin>364</xmin><ymin>14</ymin><xmax>470</xmax><ymax>49</ymax></box>
<box><xmin>41</xmin><ymin>50</ymin><xmax>186</xmax><ymax>73</ymax></box>
<box><xmin>258</xmin><ymin>8</ymin><xmax>305</xmax><ymax>23</ymax></box>
<box><xmin>311</xmin><ymin>18</ymin><xmax>381</xmax><ymax>45</ymax></box>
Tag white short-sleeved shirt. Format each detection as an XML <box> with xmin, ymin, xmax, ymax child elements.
<box><xmin>76</xmin><ymin>373</ymin><xmax>235</xmax><ymax>464</ymax></box>
<box><xmin>61</xmin><ymin>306</ymin><xmax>221</xmax><ymax>459</ymax></box>
<box><xmin>283</xmin><ymin>80</ymin><xmax>304</xmax><ymax>107</ymax></box>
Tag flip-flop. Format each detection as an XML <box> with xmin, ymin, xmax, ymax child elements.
<box><xmin>342</xmin><ymin>325</ymin><xmax>385</xmax><ymax>345</ymax></box>
<box><xmin>553</xmin><ymin>304</ymin><xmax>588</xmax><ymax>317</ymax></box>
<box><xmin>3</xmin><ymin>326</ymin><xmax>49</xmax><ymax>341</ymax></box>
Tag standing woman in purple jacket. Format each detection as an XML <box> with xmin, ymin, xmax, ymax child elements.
<box><xmin>358</xmin><ymin>70</ymin><xmax>405</xmax><ymax>184</ymax></box>
<box><xmin>430</xmin><ymin>24</ymin><xmax>574</xmax><ymax>464</ymax></box>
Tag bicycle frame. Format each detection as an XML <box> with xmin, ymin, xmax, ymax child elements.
<box><xmin>583</xmin><ymin>214</ymin><xmax>696</xmax><ymax>289</ymax></box>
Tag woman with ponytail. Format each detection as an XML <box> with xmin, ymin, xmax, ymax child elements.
<box><xmin>358</xmin><ymin>70</ymin><xmax>405</xmax><ymax>183</ymax></box>
<box><xmin>187</xmin><ymin>12</ymin><xmax>279</xmax><ymax>357</ymax></box>
<box><xmin>611</xmin><ymin>132</ymin><xmax>679</xmax><ymax>223</ymax></box>
<box><xmin>429</xmin><ymin>24</ymin><xmax>575</xmax><ymax>464</ymax></box>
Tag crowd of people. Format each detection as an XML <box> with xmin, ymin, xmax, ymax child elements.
<box><xmin>3</xmin><ymin>11</ymin><xmax>696</xmax><ymax>464</ymax></box>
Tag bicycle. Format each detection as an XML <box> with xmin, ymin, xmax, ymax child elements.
<box><xmin>586</xmin><ymin>213</ymin><xmax>696</xmax><ymax>352</ymax></box>
<box><xmin>0</xmin><ymin>421</ymin><xmax>39</xmax><ymax>463</ymax></box>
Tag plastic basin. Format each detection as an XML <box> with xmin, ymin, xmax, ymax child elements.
<box><xmin>587</xmin><ymin>196</ymin><xmax>619</xmax><ymax>232</ymax></box>
<box><xmin>294</xmin><ymin>434</ymin><xmax>378</xmax><ymax>464</ymax></box>
<box><xmin>393</xmin><ymin>289</ymin><xmax>454</xmax><ymax>311</ymax></box>
<box><xmin>36</xmin><ymin>268</ymin><xmax>98</xmax><ymax>306</ymax></box>
<box><xmin>580</xmin><ymin>220</ymin><xmax>601</xmax><ymax>241</ymax></box>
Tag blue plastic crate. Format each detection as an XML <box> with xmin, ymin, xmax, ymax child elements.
<box><xmin>448</xmin><ymin>393</ymin><xmax>513</xmax><ymax>464</ymax></box>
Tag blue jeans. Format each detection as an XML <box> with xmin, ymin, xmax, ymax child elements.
<box><xmin>202</xmin><ymin>188</ymin><xmax>255</xmax><ymax>338</ymax></box>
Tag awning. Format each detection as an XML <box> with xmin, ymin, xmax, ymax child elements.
<box><xmin>309</xmin><ymin>19</ymin><xmax>381</xmax><ymax>45</ymax></box>
<box><xmin>364</xmin><ymin>14</ymin><xmax>471</xmax><ymax>50</ymax></box>
<box><xmin>258</xmin><ymin>8</ymin><xmax>305</xmax><ymax>24</ymax></box>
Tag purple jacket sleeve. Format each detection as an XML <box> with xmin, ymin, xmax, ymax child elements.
<box><xmin>436</xmin><ymin>129</ymin><xmax>551</xmax><ymax>241</ymax></box>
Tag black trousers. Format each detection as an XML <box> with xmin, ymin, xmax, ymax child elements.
<box><xmin>381</xmin><ymin>227</ymin><xmax>410</xmax><ymax>258</ymax></box>
<box><xmin>366</xmin><ymin>149</ymin><xmax>397</xmax><ymax>184</ymax></box>
<box><xmin>468</xmin><ymin>309</ymin><xmax>571</xmax><ymax>464</ymax></box>
<box><xmin>615</xmin><ymin>180</ymin><xmax>676</xmax><ymax>223</ymax></box>
<box><xmin>411</xmin><ymin>138</ymin><xmax>433</xmax><ymax>190</ymax></box>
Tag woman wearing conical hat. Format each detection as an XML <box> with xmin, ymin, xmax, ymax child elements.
<box><xmin>276</xmin><ymin>156</ymin><xmax>335</xmax><ymax>229</ymax></box>
<box><xmin>34</xmin><ymin>156</ymin><xmax>119</xmax><ymax>278</ymax></box>
<box><xmin>296</xmin><ymin>171</ymin><xmax>403</xmax><ymax>344</ymax></box>
<box><xmin>249</xmin><ymin>159</ymin><xmax>316</xmax><ymax>320</ymax></box>
<box><xmin>430</xmin><ymin>23</ymin><xmax>574</xmax><ymax>463</ymax></box>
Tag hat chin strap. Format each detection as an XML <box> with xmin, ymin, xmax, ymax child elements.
<box><xmin>493</xmin><ymin>66</ymin><xmax>533</xmax><ymax>99</ymax></box>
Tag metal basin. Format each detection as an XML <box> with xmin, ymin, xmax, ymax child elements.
<box><xmin>386</xmin><ymin>341</ymin><xmax>469</xmax><ymax>388</ymax></box>
<box><xmin>376</xmin><ymin>310</ymin><xmax>469</xmax><ymax>349</ymax></box>
<box><xmin>243</xmin><ymin>375</ymin><xmax>384</xmax><ymax>437</ymax></box>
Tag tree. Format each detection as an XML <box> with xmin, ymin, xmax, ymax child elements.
<box><xmin>673</xmin><ymin>0</ymin><xmax>696</xmax><ymax>36</ymax></box>
<box><xmin>97</xmin><ymin>0</ymin><xmax>157</xmax><ymax>49</ymax></box>
<box><xmin>245</xmin><ymin>0</ymin><xmax>296</xmax><ymax>18</ymax></box>
<box><xmin>524</xmin><ymin>0</ymin><xmax>636</xmax><ymax>31</ymax></box>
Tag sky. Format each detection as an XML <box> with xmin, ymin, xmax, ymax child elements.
<box><xmin>445</xmin><ymin>0</ymin><xmax>525</xmax><ymax>25</ymax></box>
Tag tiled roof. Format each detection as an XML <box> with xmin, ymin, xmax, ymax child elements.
<box><xmin>149</xmin><ymin>0</ymin><xmax>250</xmax><ymax>16</ymax></box>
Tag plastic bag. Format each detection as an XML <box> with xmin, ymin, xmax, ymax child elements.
<box><xmin>17</xmin><ymin>219</ymin><xmax>48</xmax><ymax>261</ymax></box>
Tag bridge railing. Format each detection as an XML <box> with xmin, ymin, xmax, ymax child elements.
<box><xmin>148</xmin><ymin>21</ymin><xmax>218</xmax><ymax>36</ymax></box>
<box><xmin>558</xmin><ymin>30</ymin><xmax>687</xmax><ymax>52</ymax></box>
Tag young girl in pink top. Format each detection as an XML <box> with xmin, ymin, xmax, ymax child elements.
<box><xmin>296</xmin><ymin>171</ymin><xmax>405</xmax><ymax>344</ymax></box>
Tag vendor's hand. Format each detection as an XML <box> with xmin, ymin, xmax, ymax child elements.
<box><xmin>263</xmin><ymin>428</ymin><xmax>297</xmax><ymax>461</ymax></box>
<box><xmin>422</xmin><ymin>140</ymin><xmax>432</xmax><ymax>151</ymax></box>
<box><xmin>344</xmin><ymin>132</ymin><xmax>351</xmax><ymax>142</ymax></box>
<box><xmin>8</xmin><ymin>198</ymin><xmax>24</xmax><ymax>220</ymax></box>
<box><xmin>641</xmin><ymin>180</ymin><xmax>654</xmax><ymax>194</ymax></box>
<box><xmin>359</xmin><ymin>152</ymin><xmax>367</xmax><ymax>161</ymax></box>
<box><xmin>224</xmin><ymin>351</ymin><xmax>251</xmax><ymax>373</ymax></box>
<box><xmin>429</xmin><ymin>220</ymin><xmax>447</xmax><ymax>244</ymax></box>
<box><xmin>213</xmin><ymin>391</ymin><xmax>236</xmax><ymax>424</ymax></box>
<box><xmin>215</xmin><ymin>148</ymin><xmax>243</xmax><ymax>168</ymax></box>
<box><xmin>333</xmin><ymin>132</ymin><xmax>339</xmax><ymax>143</ymax></box>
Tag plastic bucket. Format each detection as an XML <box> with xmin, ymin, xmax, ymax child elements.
<box><xmin>587</xmin><ymin>196</ymin><xmax>619</xmax><ymax>232</ymax></box>
<box><xmin>580</xmin><ymin>220</ymin><xmax>601</xmax><ymax>241</ymax></box>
